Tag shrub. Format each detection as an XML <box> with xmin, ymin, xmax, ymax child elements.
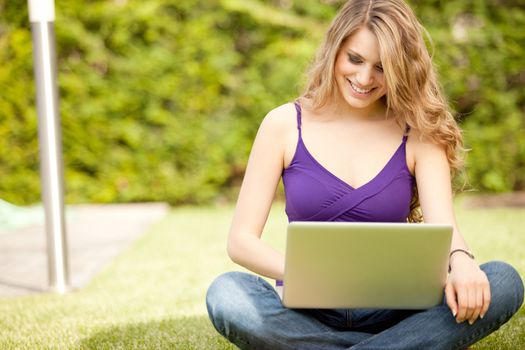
<box><xmin>0</xmin><ymin>0</ymin><xmax>523</xmax><ymax>205</ymax></box>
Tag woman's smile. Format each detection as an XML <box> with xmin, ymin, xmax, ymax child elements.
<box><xmin>347</xmin><ymin>79</ymin><xmax>376</xmax><ymax>96</ymax></box>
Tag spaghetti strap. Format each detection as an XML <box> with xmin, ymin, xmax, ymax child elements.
<box><xmin>403</xmin><ymin>124</ymin><xmax>410</xmax><ymax>143</ymax></box>
<box><xmin>293</xmin><ymin>101</ymin><xmax>302</xmax><ymax>137</ymax></box>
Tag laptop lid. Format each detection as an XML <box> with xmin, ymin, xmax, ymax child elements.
<box><xmin>282</xmin><ymin>221</ymin><xmax>452</xmax><ymax>309</ymax></box>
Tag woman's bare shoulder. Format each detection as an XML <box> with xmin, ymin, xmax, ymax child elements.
<box><xmin>261</xmin><ymin>102</ymin><xmax>297</xmax><ymax>131</ymax></box>
<box><xmin>407</xmin><ymin>128</ymin><xmax>446</xmax><ymax>159</ymax></box>
<box><xmin>257</xmin><ymin>102</ymin><xmax>299</xmax><ymax>167</ymax></box>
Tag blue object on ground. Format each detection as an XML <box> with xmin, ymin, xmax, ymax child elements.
<box><xmin>0</xmin><ymin>199</ymin><xmax>45</xmax><ymax>231</ymax></box>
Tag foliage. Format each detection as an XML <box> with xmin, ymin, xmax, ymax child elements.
<box><xmin>413</xmin><ymin>0</ymin><xmax>525</xmax><ymax>191</ymax></box>
<box><xmin>0</xmin><ymin>0</ymin><xmax>523</xmax><ymax>205</ymax></box>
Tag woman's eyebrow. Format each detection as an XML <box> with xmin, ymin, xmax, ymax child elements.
<box><xmin>347</xmin><ymin>49</ymin><xmax>382</xmax><ymax>65</ymax></box>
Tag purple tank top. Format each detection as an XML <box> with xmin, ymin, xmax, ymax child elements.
<box><xmin>282</xmin><ymin>102</ymin><xmax>414</xmax><ymax>222</ymax></box>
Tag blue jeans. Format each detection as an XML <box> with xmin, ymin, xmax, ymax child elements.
<box><xmin>206</xmin><ymin>261</ymin><xmax>523</xmax><ymax>349</ymax></box>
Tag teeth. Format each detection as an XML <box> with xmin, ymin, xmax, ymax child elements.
<box><xmin>349</xmin><ymin>80</ymin><xmax>373</xmax><ymax>94</ymax></box>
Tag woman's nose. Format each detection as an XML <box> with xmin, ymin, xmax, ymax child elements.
<box><xmin>356</xmin><ymin>67</ymin><xmax>374</xmax><ymax>86</ymax></box>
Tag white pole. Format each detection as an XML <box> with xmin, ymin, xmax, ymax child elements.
<box><xmin>28</xmin><ymin>0</ymin><xmax>69</xmax><ymax>294</ymax></box>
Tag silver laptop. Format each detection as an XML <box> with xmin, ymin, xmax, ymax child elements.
<box><xmin>282</xmin><ymin>221</ymin><xmax>452</xmax><ymax>309</ymax></box>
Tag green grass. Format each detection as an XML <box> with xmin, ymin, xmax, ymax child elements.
<box><xmin>0</xmin><ymin>199</ymin><xmax>523</xmax><ymax>349</ymax></box>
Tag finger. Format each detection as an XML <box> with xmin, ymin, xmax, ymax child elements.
<box><xmin>480</xmin><ymin>280</ymin><xmax>491</xmax><ymax>318</ymax></box>
<box><xmin>464</xmin><ymin>286</ymin><xmax>476</xmax><ymax>322</ymax></box>
<box><xmin>456</xmin><ymin>285</ymin><xmax>468</xmax><ymax>322</ymax></box>
<box><xmin>469</xmin><ymin>285</ymin><xmax>483</xmax><ymax>324</ymax></box>
<box><xmin>445</xmin><ymin>282</ymin><xmax>458</xmax><ymax>317</ymax></box>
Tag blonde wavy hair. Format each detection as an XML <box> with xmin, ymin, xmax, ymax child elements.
<box><xmin>300</xmin><ymin>0</ymin><xmax>465</xmax><ymax>222</ymax></box>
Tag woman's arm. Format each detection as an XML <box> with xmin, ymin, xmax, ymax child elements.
<box><xmin>414</xmin><ymin>137</ymin><xmax>490</xmax><ymax>325</ymax></box>
<box><xmin>227</xmin><ymin>104</ymin><xmax>295</xmax><ymax>281</ymax></box>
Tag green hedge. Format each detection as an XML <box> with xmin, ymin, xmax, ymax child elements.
<box><xmin>0</xmin><ymin>0</ymin><xmax>523</xmax><ymax>205</ymax></box>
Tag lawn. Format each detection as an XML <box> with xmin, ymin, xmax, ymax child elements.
<box><xmin>0</xmin><ymin>199</ymin><xmax>523</xmax><ymax>349</ymax></box>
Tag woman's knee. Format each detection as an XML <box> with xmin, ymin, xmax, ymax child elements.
<box><xmin>207</xmin><ymin>272</ymin><xmax>242</xmax><ymax>303</ymax></box>
<box><xmin>206</xmin><ymin>272</ymin><xmax>264</xmax><ymax>335</ymax></box>
<box><xmin>482</xmin><ymin>261</ymin><xmax>524</xmax><ymax>316</ymax></box>
<box><xmin>207</xmin><ymin>271</ymin><xmax>248</xmax><ymax>316</ymax></box>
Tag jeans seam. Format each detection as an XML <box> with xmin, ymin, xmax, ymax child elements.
<box><xmin>452</xmin><ymin>311</ymin><xmax>511</xmax><ymax>349</ymax></box>
<box><xmin>453</xmin><ymin>322</ymin><xmax>498</xmax><ymax>349</ymax></box>
<box><xmin>346</xmin><ymin>309</ymin><xmax>353</xmax><ymax>327</ymax></box>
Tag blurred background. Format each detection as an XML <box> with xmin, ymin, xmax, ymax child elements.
<box><xmin>0</xmin><ymin>0</ymin><xmax>524</xmax><ymax>206</ymax></box>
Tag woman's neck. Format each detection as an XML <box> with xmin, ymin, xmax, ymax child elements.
<box><xmin>304</xmin><ymin>96</ymin><xmax>389</xmax><ymax>122</ymax></box>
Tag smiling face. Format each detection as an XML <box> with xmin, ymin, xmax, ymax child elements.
<box><xmin>334</xmin><ymin>27</ymin><xmax>387</xmax><ymax>113</ymax></box>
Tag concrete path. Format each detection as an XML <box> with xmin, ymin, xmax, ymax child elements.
<box><xmin>0</xmin><ymin>203</ymin><xmax>169</xmax><ymax>298</ymax></box>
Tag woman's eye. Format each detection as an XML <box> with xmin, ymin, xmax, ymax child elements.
<box><xmin>348</xmin><ymin>55</ymin><xmax>361</xmax><ymax>64</ymax></box>
<box><xmin>376</xmin><ymin>66</ymin><xmax>384</xmax><ymax>72</ymax></box>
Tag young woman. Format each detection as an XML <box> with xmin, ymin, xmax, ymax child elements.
<box><xmin>206</xmin><ymin>0</ymin><xmax>524</xmax><ymax>348</ymax></box>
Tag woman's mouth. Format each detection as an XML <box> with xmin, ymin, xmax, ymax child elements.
<box><xmin>348</xmin><ymin>79</ymin><xmax>375</xmax><ymax>95</ymax></box>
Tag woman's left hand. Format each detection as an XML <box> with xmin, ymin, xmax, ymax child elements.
<box><xmin>444</xmin><ymin>253</ymin><xmax>491</xmax><ymax>325</ymax></box>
